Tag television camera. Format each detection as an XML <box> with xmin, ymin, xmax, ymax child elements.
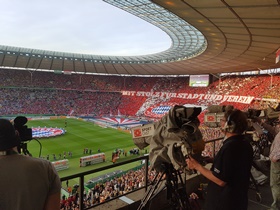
<box><xmin>14</xmin><ymin>116</ymin><xmax>33</xmax><ymax>155</ymax></box>
<box><xmin>203</xmin><ymin>105</ymin><xmax>277</xmax><ymax>201</ymax></box>
<box><xmin>204</xmin><ymin>104</ymin><xmax>280</xmax><ymax>128</ymax></box>
<box><xmin>204</xmin><ymin>104</ymin><xmax>280</xmax><ymax>158</ymax></box>
<box><xmin>131</xmin><ymin>105</ymin><xmax>205</xmax><ymax>210</ymax></box>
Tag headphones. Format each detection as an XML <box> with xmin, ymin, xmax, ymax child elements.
<box><xmin>222</xmin><ymin>111</ymin><xmax>236</xmax><ymax>133</ymax></box>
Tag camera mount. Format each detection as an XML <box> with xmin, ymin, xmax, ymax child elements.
<box><xmin>137</xmin><ymin>163</ymin><xmax>191</xmax><ymax>210</ymax></box>
<box><xmin>14</xmin><ymin>116</ymin><xmax>33</xmax><ymax>155</ymax></box>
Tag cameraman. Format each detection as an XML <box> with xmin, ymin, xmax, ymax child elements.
<box><xmin>0</xmin><ymin>119</ymin><xmax>61</xmax><ymax>210</ymax></box>
<box><xmin>186</xmin><ymin>109</ymin><xmax>253</xmax><ymax>210</ymax></box>
<box><xmin>258</xmin><ymin>113</ymin><xmax>280</xmax><ymax>210</ymax></box>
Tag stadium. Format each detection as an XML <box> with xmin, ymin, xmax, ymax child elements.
<box><xmin>0</xmin><ymin>0</ymin><xmax>280</xmax><ymax>210</ymax></box>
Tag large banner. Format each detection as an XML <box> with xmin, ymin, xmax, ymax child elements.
<box><xmin>122</xmin><ymin>91</ymin><xmax>254</xmax><ymax>104</ymax></box>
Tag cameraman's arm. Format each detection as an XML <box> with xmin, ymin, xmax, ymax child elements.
<box><xmin>262</xmin><ymin>122</ymin><xmax>277</xmax><ymax>136</ymax></box>
<box><xmin>253</xmin><ymin>117</ymin><xmax>277</xmax><ymax>136</ymax></box>
<box><xmin>186</xmin><ymin>156</ymin><xmax>226</xmax><ymax>187</ymax></box>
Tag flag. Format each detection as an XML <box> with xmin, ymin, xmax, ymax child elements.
<box><xmin>276</xmin><ymin>48</ymin><xmax>280</xmax><ymax>64</ymax></box>
<box><xmin>68</xmin><ymin>109</ymin><xmax>74</xmax><ymax>116</ymax></box>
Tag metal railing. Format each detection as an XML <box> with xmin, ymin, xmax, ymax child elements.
<box><xmin>60</xmin><ymin>155</ymin><xmax>149</xmax><ymax>210</ymax></box>
<box><xmin>204</xmin><ymin>137</ymin><xmax>223</xmax><ymax>158</ymax></box>
<box><xmin>60</xmin><ymin>137</ymin><xmax>224</xmax><ymax>210</ymax></box>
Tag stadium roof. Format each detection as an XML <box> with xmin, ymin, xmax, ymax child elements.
<box><xmin>0</xmin><ymin>0</ymin><xmax>280</xmax><ymax>76</ymax></box>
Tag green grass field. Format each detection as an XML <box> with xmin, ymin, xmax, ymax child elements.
<box><xmin>25</xmin><ymin>118</ymin><xmax>145</xmax><ymax>184</ymax></box>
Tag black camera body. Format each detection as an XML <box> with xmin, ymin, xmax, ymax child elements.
<box><xmin>132</xmin><ymin>105</ymin><xmax>204</xmax><ymax>172</ymax></box>
<box><xmin>14</xmin><ymin>116</ymin><xmax>32</xmax><ymax>142</ymax></box>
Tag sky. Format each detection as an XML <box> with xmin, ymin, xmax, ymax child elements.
<box><xmin>0</xmin><ymin>0</ymin><xmax>171</xmax><ymax>56</ymax></box>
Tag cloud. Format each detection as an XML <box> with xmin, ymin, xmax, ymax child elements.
<box><xmin>0</xmin><ymin>0</ymin><xmax>171</xmax><ymax>56</ymax></box>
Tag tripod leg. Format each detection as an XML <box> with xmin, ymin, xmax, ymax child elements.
<box><xmin>137</xmin><ymin>172</ymin><xmax>165</xmax><ymax>210</ymax></box>
<box><xmin>250</xmin><ymin>171</ymin><xmax>262</xmax><ymax>203</ymax></box>
<box><xmin>167</xmin><ymin>169</ymin><xmax>191</xmax><ymax>210</ymax></box>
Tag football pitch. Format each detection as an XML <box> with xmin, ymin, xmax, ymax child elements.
<box><xmin>25</xmin><ymin>118</ymin><xmax>145</xmax><ymax>181</ymax></box>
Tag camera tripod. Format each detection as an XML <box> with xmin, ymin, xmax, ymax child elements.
<box><xmin>137</xmin><ymin>163</ymin><xmax>191</xmax><ymax>210</ymax></box>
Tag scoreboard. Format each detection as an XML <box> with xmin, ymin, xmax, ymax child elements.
<box><xmin>189</xmin><ymin>74</ymin><xmax>209</xmax><ymax>87</ymax></box>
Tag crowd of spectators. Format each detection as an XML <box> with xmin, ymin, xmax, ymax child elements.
<box><xmin>60</xmin><ymin>166</ymin><xmax>157</xmax><ymax>210</ymax></box>
<box><xmin>0</xmin><ymin>88</ymin><xmax>122</xmax><ymax>116</ymax></box>
<box><xmin>2</xmin><ymin>69</ymin><xmax>280</xmax><ymax>209</ymax></box>
<box><xmin>1</xmin><ymin>69</ymin><xmax>279</xmax><ymax>119</ymax></box>
<box><xmin>1</xmin><ymin>70</ymin><xmax>280</xmax><ymax>157</ymax></box>
<box><xmin>204</xmin><ymin>74</ymin><xmax>280</xmax><ymax>109</ymax></box>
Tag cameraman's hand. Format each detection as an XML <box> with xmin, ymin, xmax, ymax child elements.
<box><xmin>187</xmin><ymin>155</ymin><xmax>227</xmax><ymax>187</ymax></box>
<box><xmin>186</xmin><ymin>155</ymin><xmax>200</xmax><ymax>170</ymax></box>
